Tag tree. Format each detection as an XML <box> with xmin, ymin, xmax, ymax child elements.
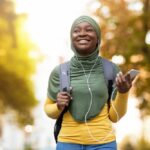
<box><xmin>0</xmin><ymin>0</ymin><xmax>38</xmax><ymax>126</ymax></box>
<box><xmin>90</xmin><ymin>0</ymin><xmax>150</xmax><ymax>117</ymax></box>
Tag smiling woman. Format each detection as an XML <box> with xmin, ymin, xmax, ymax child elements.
<box><xmin>43</xmin><ymin>15</ymin><xmax>137</xmax><ymax>150</ymax></box>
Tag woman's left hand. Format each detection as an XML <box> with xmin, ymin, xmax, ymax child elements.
<box><xmin>115</xmin><ymin>72</ymin><xmax>133</xmax><ymax>93</ymax></box>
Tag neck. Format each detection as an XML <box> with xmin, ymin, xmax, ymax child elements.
<box><xmin>71</xmin><ymin>44</ymin><xmax>100</xmax><ymax>59</ymax></box>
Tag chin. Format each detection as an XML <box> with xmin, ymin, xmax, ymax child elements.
<box><xmin>76</xmin><ymin>50</ymin><xmax>91</xmax><ymax>56</ymax></box>
<box><xmin>77</xmin><ymin>46</ymin><xmax>90</xmax><ymax>51</ymax></box>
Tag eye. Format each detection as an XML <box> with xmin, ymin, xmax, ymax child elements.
<box><xmin>86</xmin><ymin>28</ymin><xmax>94</xmax><ymax>32</ymax></box>
<box><xmin>73</xmin><ymin>28</ymin><xmax>80</xmax><ymax>33</ymax></box>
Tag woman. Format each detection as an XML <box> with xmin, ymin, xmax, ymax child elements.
<box><xmin>44</xmin><ymin>16</ymin><xmax>133</xmax><ymax>150</ymax></box>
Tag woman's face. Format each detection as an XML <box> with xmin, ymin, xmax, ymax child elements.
<box><xmin>71</xmin><ymin>22</ymin><xmax>98</xmax><ymax>56</ymax></box>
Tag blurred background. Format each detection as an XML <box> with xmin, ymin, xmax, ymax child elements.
<box><xmin>0</xmin><ymin>0</ymin><xmax>150</xmax><ymax>150</ymax></box>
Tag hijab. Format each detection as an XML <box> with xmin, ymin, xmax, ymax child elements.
<box><xmin>70</xmin><ymin>15</ymin><xmax>101</xmax><ymax>56</ymax></box>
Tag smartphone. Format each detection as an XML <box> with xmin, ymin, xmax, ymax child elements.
<box><xmin>128</xmin><ymin>69</ymin><xmax>140</xmax><ymax>79</ymax></box>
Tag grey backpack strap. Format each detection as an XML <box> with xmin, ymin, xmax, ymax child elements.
<box><xmin>101</xmin><ymin>58</ymin><xmax>115</xmax><ymax>85</ymax></box>
<box><xmin>101</xmin><ymin>58</ymin><xmax>116</xmax><ymax>103</ymax></box>
<box><xmin>54</xmin><ymin>61</ymin><xmax>70</xmax><ymax>143</ymax></box>
<box><xmin>59</xmin><ymin>61</ymin><xmax>70</xmax><ymax>92</ymax></box>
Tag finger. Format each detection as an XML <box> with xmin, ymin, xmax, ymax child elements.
<box><xmin>118</xmin><ymin>72</ymin><xmax>126</xmax><ymax>82</ymax></box>
<box><xmin>60</xmin><ymin>91</ymin><xmax>69</xmax><ymax>95</ymax></box>
<box><xmin>59</xmin><ymin>100</ymin><xmax>69</xmax><ymax>108</ymax></box>
<box><xmin>60</xmin><ymin>95</ymin><xmax>70</xmax><ymax>100</ymax></box>
<box><xmin>116</xmin><ymin>73</ymin><xmax>121</xmax><ymax>83</ymax></box>
<box><xmin>57</xmin><ymin>101</ymin><xmax>65</xmax><ymax>110</ymax></box>
<box><xmin>64</xmin><ymin>101</ymin><xmax>69</xmax><ymax>106</ymax></box>
<box><xmin>57</xmin><ymin>92</ymin><xmax>66</xmax><ymax>98</ymax></box>
<box><xmin>125</xmin><ymin>73</ymin><xmax>131</xmax><ymax>82</ymax></box>
<box><xmin>57</xmin><ymin>94</ymin><xmax>72</xmax><ymax>105</ymax></box>
<box><xmin>116</xmin><ymin>81</ymin><xmax>122</xmax><ymax>90</ymax></box>
<box><xmin>63</xmin><ymin>91</ymin><xmax>73</xmax><ymax>100</ymax></box>
<box><xmin>119</xmin><ymin>72</ymin><xmax>126</xmax><ymax>82</ymax></box>
<box><xmin>115</xmin><ymin>76</ymin><xmax>121</xmax><ymax>87</ymax></box>
<box><xmin>116</xmin><ymin>72</ymin><xmax>123</xmax><ymax>84</ymax></box>
<box><xmin>57</xmin><ymin>92</ymin><xmax>70</xmax><ymax>99</ymax></box>
<box><xmin>61</xmin><ymin>91</ymin><xmax>72</xmax><ymax>99</ymax></box>
<box><xmin>61</xmin><ymin>101</ymin><xmax>67</xmax><ymax>105</ymax></box>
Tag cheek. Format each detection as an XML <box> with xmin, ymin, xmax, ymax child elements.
<box><xmin>71</xmin><ymin>35</ymin><xmax>78</xmax><ymax>46</ymax></box>
<box><xmin>71</xmin><ymin>34</ymin><xmax>77</xmax><ymax>41</ymax></box>
<box><xmin>71</xmin><ymin>40</ymin><xmax>78</xmax><ymax>50</ymax></box>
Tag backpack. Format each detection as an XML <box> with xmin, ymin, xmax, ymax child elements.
<box><xmin>54</xmin><ymin>57</ymin><xmax>116</xmax><ymax>143</ymax></box>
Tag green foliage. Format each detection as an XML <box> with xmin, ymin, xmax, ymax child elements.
<box><xmin>0</xmin><ymin>0</ymin><xmax>38</xmax><ymax>126</ymax></box>
<box><xmin>0</xmin><ymin>65</ymin><xmax>37</xmax><ymax>111</ymax></box>
<box><xmin>92</xmin><ymin>0</ymin><xmax>150</xmax><ymax>118</ymax></box>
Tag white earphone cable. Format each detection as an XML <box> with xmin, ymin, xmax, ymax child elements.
<box><xmin>76</xmin><ymin>56</ymin><xmax>119</xmax><ymax>143</ymax></box>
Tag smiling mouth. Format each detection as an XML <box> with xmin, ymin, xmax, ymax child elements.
<box><xmin>78</xmin><ymin>39</ymin><xmax>90</xmax><ymax>44</ymax></box>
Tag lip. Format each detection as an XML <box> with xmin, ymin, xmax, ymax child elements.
<box><xmin>78</xmin><ymin>39</ymin><xmax>89</xmax><ymax>44</ymax></box>
<box><xmin>77</xmin><ymin>38</ymin><xmax>91</xmax><ymax>44</ymax></box>
<box><xmin>77</xmin><ymin>38</ymin><xmax>90</xmax><ymax>41</ymax></box>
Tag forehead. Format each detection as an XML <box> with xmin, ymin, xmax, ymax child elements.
<box><xmin>73</xmin><ymin>22</ymin><xmax>93</xmax><ymax>29</ymax></box>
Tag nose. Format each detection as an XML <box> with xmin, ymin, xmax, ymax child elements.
<box><xmin>79</xmin><ymin>29</ymin><xmax>87</xmax><ymax>36</ymax></box>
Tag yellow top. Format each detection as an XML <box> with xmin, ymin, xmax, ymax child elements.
<box><xmin>44</xmin><ymin>92</ymin><xmax>129</xmax><ymax>144</ymax></box>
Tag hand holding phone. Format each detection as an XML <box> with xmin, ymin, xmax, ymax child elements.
<box><xmin>115</xmin><ymin>69</ymin><xmax>140</xmax><ymax>93</ymax></box>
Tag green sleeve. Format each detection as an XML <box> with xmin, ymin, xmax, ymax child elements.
<box><xmin>47</xmin><ymin>65</ymin><xmax>60</xmax><ymax>101</ymax></box>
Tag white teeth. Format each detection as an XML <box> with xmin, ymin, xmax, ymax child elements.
<box><xmin>79</xmin><ymin>40</ymin><xmax>88</xmax><ymax>44</ymax></box>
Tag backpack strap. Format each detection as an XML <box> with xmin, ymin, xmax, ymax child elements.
<box><xmin>59</xmin><ymin>61</ymin><xmax>70</xmax><ymax>92</ymax></box>
<box><xmin>54</xmin><ymin>61</ymin><xmax>70</xmax><ymax>143</ymax></box>
<box><xmin>101</xmin><ymin>58</ymin><xmax>116</xmax><ymax>104</ymax></box>
<box><xmin>101</xmin><ymin>58</ymin><xmax>115</xmax><ymax>84</ymax></box>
